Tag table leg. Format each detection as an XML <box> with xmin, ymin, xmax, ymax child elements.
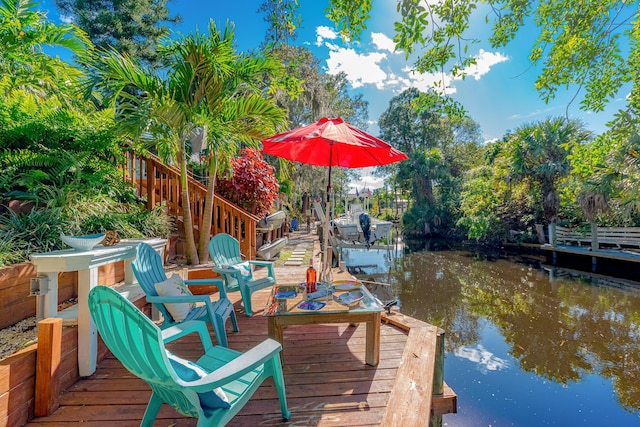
<box><xmin>43</xmin><ymin>272</ymin><xmax>59</xmax><ymax>319</ymax></box>
<box><xmin>77</xmin><ymin>268</ymin><xmax>98</xmax><ymax>377</ymax></box>
<box><xmin>365</xmin><ymin>312</ymin><xmax>381</xmax><ymax>366</ymax></box>
<box><xmin>124</xmin><ymin>258</ymin><xmax>134</xmax><ymax>285</ymax></box>
<box><xmin>267</xmin><ymin>318</ymin><xmax>284</xmax><ymax>344</ymax></box>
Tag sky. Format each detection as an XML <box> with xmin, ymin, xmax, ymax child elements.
<box><xmin>40</xmin><ymin>0</ymin><xmax>632</xmax><ymax>192</ymax></box>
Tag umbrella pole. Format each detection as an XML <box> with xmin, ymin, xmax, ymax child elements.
<box><xmin>322</xmin><ymin>195</ymin><xmax>332</xmax><ymax>282</ymax></box>
<box><xmin>322</xmin><ymin>160</ymin><xmax>333</xmax><ymax>282</ymax></box>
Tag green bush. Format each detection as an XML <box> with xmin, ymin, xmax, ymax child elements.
<box><xmin>0</xmin><ymin>194</ymin><xmax>174</xmax><ymax>267</ymax></box>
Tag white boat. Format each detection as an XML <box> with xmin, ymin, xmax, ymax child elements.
<box><xmin>256</xmin><ymin>237</ymin><xmax>288</xmax><ymax>260</ymax></box>
<box><xmin>257</xmin><ymin>210</ymin><xmax>286</xmax><ymax>231</ymax></box>
<box><xmin>332</xmin><ymin>204</ymin><xmax>393</xmax><ymax>247</ymax></box>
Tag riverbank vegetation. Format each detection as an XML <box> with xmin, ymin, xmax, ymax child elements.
<box><xmin>0</xmin><ymin>0</ymin><xmax>638</xmax><ymax>266</ymax></box>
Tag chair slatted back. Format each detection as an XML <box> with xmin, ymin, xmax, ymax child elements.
<box><xmin>208</xmin><ymin>234</ymin><xmax>244</xmax><ymax>267</ymax></box>
<box><xmin>132</xmin><ymin>243</ymin><xmax>167</xmax><ymax>297</ymax></box>
<box><xmin>132</xmin><ymin>243</ymin><xmax>176</xmax><ymax>323</ymax></box>
<box><xmin>87</xmin><ymin>286</ymin><xmax>202</xmax><ymax>418</ymax></box>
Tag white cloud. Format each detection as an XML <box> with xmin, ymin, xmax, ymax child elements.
<box><xmin>59</xmin><ymin>14</ymin><xmax>74</xmax><ymax>24</ymax></box>
<box><xmin>398</xmin><ymin>49</ymin><xmax>507</xmax><ymax>94</ymax></box>
<box><xmin>316</xmin><ymin>26</ymin><xmax>338</xmax><ymax>46</ymax></box>
<box><xmin>348</xmin><ymin>175</ymin><xmax>385</xmax><ymax>193</ymax></box>
<box><xmin>508</xmin><ymin>106</ymin><xmax>560</xmax><ymax>120</ymax></box>
<box><xmin>371</xmin><ymin>32</ymin><xmax>397</xmax><ymax>53</ymax></box>
<box><xmin>463</xmin><ymin>49</ymin><xmax>509</xmax><ymax>80</ymax></box>
<box><xmin>326</xmin><ymin>48</ymin><xmax>388</xmax><ymax>89</ymax></box>
<box><xmin>399</xmin><ymin>67</ymin><xmax>456</xmax><ymax>94</ymax></box>
<box><xmin>317</xmin><ymin>24</ymin><xmax>506</xmax><ymax>97</ymax></box>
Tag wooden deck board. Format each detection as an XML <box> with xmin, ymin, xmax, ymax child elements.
<box><xmin>382</xmin><ymin>326</ymin><xmax>437</xmax><ymax>426</ymax></box>
<box><xmin>26</xmin><ymin>270</ymin><xmax>455</xmax><ymax>426</ymax></box>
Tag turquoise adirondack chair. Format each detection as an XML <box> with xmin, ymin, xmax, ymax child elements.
<box><xmin>88</xmin><ymin>285</ymin><xmax>291</xmax><ymax>426</ymax></box>
<box><xmin>208</xmin><ymin>233</ymin><xmax>276</xmax><ymax>317</ymax></box>
<box><xmin>132</xmin><ymin>243</ymin><xmax>238</xmax><ymax>347</ymax></box>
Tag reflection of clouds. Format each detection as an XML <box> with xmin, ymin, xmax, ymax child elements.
<box><xmin>454</xmin><ymin>344</ymin><xmax>509</xmax><ymax>373</ymax></box>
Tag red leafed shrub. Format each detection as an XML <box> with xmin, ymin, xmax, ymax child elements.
<box><xmin>216</xmin><ymin>148</ymin><xmax>279</xmax><ymax>217</ymax></box>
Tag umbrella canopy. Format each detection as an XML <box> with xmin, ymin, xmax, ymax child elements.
<box><xmin>261</xmin><ymin>117</ymin><xmax>408</xmax><ymax>169</ymax></box>
<box><xmin>261</xmin><ymin>117</ymin><xmax>408</xmax><ymax>280</ymax></box>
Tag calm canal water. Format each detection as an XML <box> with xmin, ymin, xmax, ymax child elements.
<box><xmin>341</xmin><ymin>245</ymin><xmax>640</xmax><ymax>426</ymax></box>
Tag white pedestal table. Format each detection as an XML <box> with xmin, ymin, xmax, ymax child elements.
<box><xmin>30</xmin><ymin>238</ymin><xmax>166</xmax><ymax>376</ymax></box>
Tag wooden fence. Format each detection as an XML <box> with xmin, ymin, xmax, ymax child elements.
<box><xmin>554</xmin><ymin>225</ymin><xmax>640</xmax><ymax>249</ymax></box>
<box><xmin>122</xmin><ymin>151</ymin><xmax>260</xmax><ymax>260</ymax></box>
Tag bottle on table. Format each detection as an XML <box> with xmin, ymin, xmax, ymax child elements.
<box><xmin>306</xmin><ymin>259</ymin><xmax>317</xmax><ymax>293</ymax></box>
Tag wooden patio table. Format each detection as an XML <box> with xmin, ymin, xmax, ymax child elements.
<box><xmin>264</xmin><ymin>280</ymin><xmax>383</xmax><ymax>366</ymax></box>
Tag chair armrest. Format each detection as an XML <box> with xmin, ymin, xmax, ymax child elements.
<box><xmin>184</xmin><ymin>278</ymin><xmax>228</xmax><ymax>299</ymax></box>
<box><xmin>249</xmin><ymin>260</ymin><xmax>275</xmax><ymax>277</ymax></box>
<box><xmin>248</xmin><ymin>260</ymin><xmax>274</xmax><ymax>268</ymax></box>
<box><xmin>185</xmin><ymin>278</ymin><xmax>224</xmax><ymax>287</ymax></box>
<box><xmin>213</xmin><ymin>266</ymin><xmax>240</xmax><ymax>274</ymax></box>
<box><xmin>161</xmin><ymin>320</ymin><xmax>213</xmax><ymax>351</ymax></box>
<box><xmin>189</xmin><ymin>339</ymin><xmax>282</xmax><ymax>391</ymax></box>
<box><xmin>146</xmin><ymin>295</ymin><xmax>213</xmax><ymax>304</ymax></box>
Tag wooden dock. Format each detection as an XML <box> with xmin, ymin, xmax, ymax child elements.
<box><xmin>540</xmin><ymin>243</ymin><xmax>640</xmax><ymax>271</ymax></box>
<box><xmin>23</xmin><ymin>231</ymin><xmax>455</xmax><ymax>426</ymax></box>
<box><xmin>25</xmin><ymin>287</ymin><xmax>455</xmax><ymax>426</ymax></box>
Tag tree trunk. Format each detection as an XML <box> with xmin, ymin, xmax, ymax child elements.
<box><xmin>179</xmin><ymin>154</ymin><xmax>199</xmax><ymax>265</ymax></box>
<box><xmin>198</xmin><ymin>152</ymin><xmax>218</xmax><ymax>262</ymax></box>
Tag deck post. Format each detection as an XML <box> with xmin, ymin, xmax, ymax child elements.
<box><xmin>431</xmin><ymin>328</ymin><xmax>446</xmax><ymax>427</ymax></box>
<box><xmin>35</xmin><ymin>318</ymin><xmax>62</xmax><ymax>417</ymax></box>
<box><xmin>146</xmin><ymin>157</ymin><xmax>156</xmax><ymax>209</ymax></box>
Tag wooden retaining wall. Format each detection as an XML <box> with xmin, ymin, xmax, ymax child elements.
<box><xmin>0</xmin><ymin>262</ymin><xmax>125</xmax><ymax>331</ymax></box>
<box><xmin>0</xmin><ymin>261</ymin><xmax>132</xmax><ymax>427</ymax></box>
<box><xmin>0</xmin><ymin>297</ymin><xmax>150</xmax><ymax>427</ymax></box>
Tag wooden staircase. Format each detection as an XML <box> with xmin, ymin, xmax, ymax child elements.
<box><xmin>121</xmin><ymin>150</ymin><xmax>260</xmax><ymax>259</ymax></box>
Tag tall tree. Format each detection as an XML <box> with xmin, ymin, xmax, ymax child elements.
<box><xmin>502</xmin><ymin>117</ymin><xmax>591</xmax><ymax>227</ymax></box>
<box><xmin>185</xmin><ymin>28</ymin><xmax>287</xmax><ymax>262</ymax></box>
<box><xmin>257</xmin><ymin>4</ymin><xmax>369</xmax><ymax>208</ymax></box>
<box><xmin>258</xmin><ymin>0</ymin><xmax>301</xmax><ymax>49</ymax></box>
<box><xmin>379</xmin><ymin>88</ymin><xmax>481</xmax><ymax>235</ymax></box>
<box><xmin>55</xmin><ymin>0</ymin><xmax>179</xmax><ymax>67</ymax></box>
<box><xmin>84</xmin><ymin>21</ymin><xmax>286</xmax><ymax>264</ymax></box>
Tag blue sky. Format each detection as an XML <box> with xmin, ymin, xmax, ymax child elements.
<box><xmin>40</xmin><ymin>0</ymin><xmax>631</xmax><ymax>190</ymax></box>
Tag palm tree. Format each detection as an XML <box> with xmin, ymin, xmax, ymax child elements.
<box><xmin>504</xmin><ymin>117</ymin><xmax>591</xmax><ymax>239</ymax></box>
<box><xmin>85</xmin><ymin>21</ymin><xmax>286</xmax><ymax>264</ymax></box>
<box><xmin>0</xmin><ymin>0</ymin><xmax>91</xmax><ymax>103</ymax></box>
<box><xmin>578</xmin><ymin>191</ymin><xmax>609</xmax><ymax>250</ymax></box>
<box><xmin>84</xmin><ymin>38</ymin><xmax>213</xmax><ymax>264</ymax></box>
<box><xmin>184</xmin><ymin>31</ymin><xmax>287</xmax><ymax>262</ymax></box>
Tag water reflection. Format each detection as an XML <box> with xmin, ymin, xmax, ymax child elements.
<box><xmin>454</xmin><ymin>344</ymin><xmax>510</xmax><ymax>373</ymax></box>
<box><xmin>345</xmin><ymin>247</ymin><xmax>640</xmax><ymax>424</ymax></box>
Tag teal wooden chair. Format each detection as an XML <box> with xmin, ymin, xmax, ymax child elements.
<box><xmin>88</xmin><ymin>285</ymin><xmax>291</xmax><ymax>426</ymax></box>
<box><xmin>132</xmin><ymin>243</ymin><xmax>238</xmax><ymax>347</ymax></box>
<box><xmin>208</xmin><ymin>233</ymin><xmax>277</xmax><ymax>317</ymax></box>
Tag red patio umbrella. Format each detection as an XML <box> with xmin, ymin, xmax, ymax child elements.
<box><xmin>261</xmin><ymin>117</ymin><xmax>408</xmax><ymax>279</ymax></box>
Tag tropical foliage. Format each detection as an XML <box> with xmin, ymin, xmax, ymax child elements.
<box><xmin>0</xmin><ymin>0</ymin><xmax>91</xmax><ymax>103</ymax></box>
<box><xmin>1</xmin><ymin>0</ymin><xmax>640</xmax><ymax>265</ymax></box>
<box><xmin>0</xmin><ymin>91</ymin><xmax>172</xmax><ymax>266</ymax></box>
<box><xmin>378</xmin><ymin>88</ymin><xmax>484</xmax><ymax>236</ymax></box>
<box><xmin>216</xmin><ymin>149</ymin><xmax>280</xmax><ymax>218</ymax></box>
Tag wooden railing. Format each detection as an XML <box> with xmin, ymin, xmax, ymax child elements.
<box><xmin>554</xmin><ymin>225</ymin><xmax>640</xmax><ymax>250</ymax></box>
<box><xmin>122</xmin><ymin>151</ymin><xmax>260</xmax><ymax>259</ymax></box>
